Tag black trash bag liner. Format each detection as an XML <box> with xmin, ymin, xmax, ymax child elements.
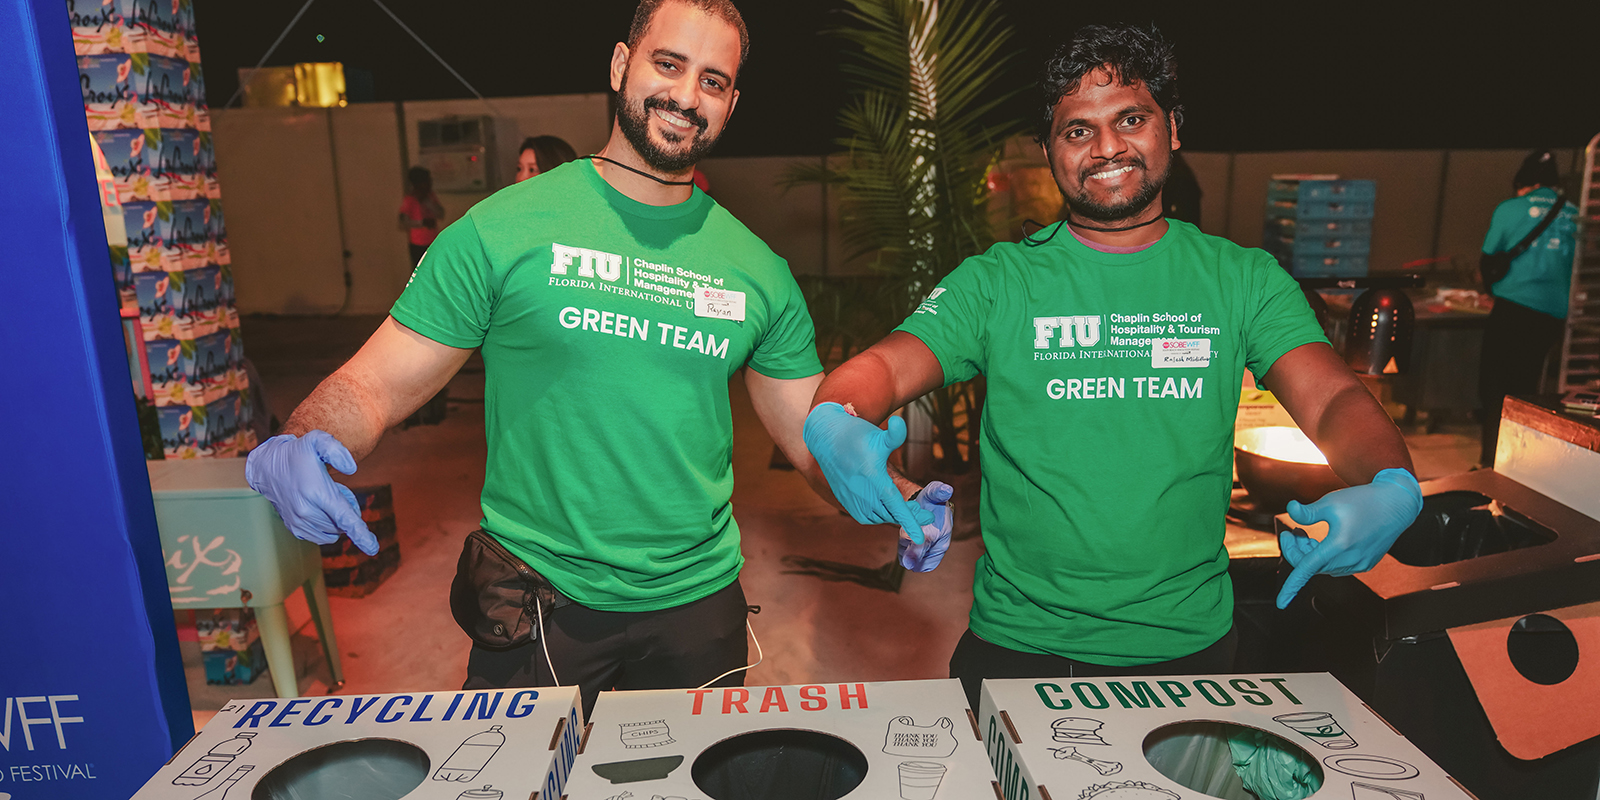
<box><xmin>691</xmin><ymin>729</ymin><xmax>867</xmax><ymax>800</ymax></box>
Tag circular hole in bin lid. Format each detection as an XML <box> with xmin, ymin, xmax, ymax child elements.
<box><xmin>1142</xmin><ymin>721</ymin><xmax>1322</xmax><ymax>800</ymax></box>
<box><xmin>1508</xmin><ymin>614</ymin><xmax>1580</xmax><ymax>685</ymax></box>
<box><xmin>691</xmin><ymin>728</ymin><xmax>867</xmax><ymax>800</ymax></box>
<box><xmin>251</xmin><ymin>738</ymin><xmax>429</xmax><ymax>800</ymax></box>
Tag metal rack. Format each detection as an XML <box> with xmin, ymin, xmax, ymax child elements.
<box><xmin>1559</xmin><ymin>132</ymin><xmax>1600</xmax><ymax>391</ymax></box>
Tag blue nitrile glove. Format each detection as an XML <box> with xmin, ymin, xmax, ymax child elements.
<box><xmin>899</xmin><ymin>481</ymin><xmax>954</xmax><ymax>572</ymax></box>
<box><xmin>245</xmin><ymin>430</ymin><xmax>379</xmax><ymax>556</ymax></box>
<box><xmin>803</xmin><ymin>402</ymin><xmax>934</xmax><ymax>540</ymax></box>
<box><xmin>1275</xmin><ymin>467</ymin><xmax>1423</xmax><ymax>609</ymax></box>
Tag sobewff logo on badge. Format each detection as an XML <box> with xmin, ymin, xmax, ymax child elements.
<box><xmin>693</xmin><ymin>284</ymin><xmax>746</xmax><ymax>322</ymax></box>
<box><xmin>1152</xmin><ymin>338</ymin><xmax>1210</xmax><ymax>368</ymax></box>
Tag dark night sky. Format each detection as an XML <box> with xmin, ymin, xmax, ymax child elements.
<box><xmin>191</xmin><ymin>0</ymin><xmax>1600</xmax><ymax>156</ymax></box>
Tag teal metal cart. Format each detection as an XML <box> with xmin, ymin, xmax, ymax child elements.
<box><xmin>148</xmin><ymin>458</ymin><xmax>345</xmax><ymax>697</ymax></box>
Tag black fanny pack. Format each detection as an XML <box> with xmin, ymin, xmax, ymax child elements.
<box><xmin>449</xmin><ymin>529</ymin><xmax>571</xmax><ymax>650</ymax></box>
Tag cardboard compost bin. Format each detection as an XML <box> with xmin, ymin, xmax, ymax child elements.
<box><xmin>563</xmin><ymin>679</ymin><xmax>998</xmax><ymax>799</ymax></box>
<box><xmin>129</xmin><ymin>687</ymin><xmax>583</xmax><ymax>800</ymax></box>
<box><xmin>980</xmin><ymin>673</ymin><xmax>1474</xmax><ymax>800</ymax></box>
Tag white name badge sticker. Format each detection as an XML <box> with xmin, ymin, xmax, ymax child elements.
<box><xmin>694</xmin><ymin>286</ymin><xmax>746</xmax><ymax>322</ymax></box>
<box><xmin>1152</xmin><ymin>338</ymin><xmax>1211</xmax><ymax>368</ymax></box>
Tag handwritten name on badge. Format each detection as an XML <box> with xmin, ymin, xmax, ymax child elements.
<box><xmin>1152</xmin><ymin>338</ymin><xmax>1210</xmax><ymax>368</ymax></box>
<box><xmin>694</xmin><ymin>285</ymin><xmax>745</xmax><ymax>322</ymax></box>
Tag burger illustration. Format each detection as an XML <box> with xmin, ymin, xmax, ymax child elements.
<box><xmin>1077</xmin><ymin>781</ymin><xmax>1180</xmax><ymax>800</ymax></box>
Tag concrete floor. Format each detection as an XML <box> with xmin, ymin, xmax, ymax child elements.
<box><xmin>182</xmin><ymin>314</ymin><xmax>1479</xmax><ymax>729</ymax></box>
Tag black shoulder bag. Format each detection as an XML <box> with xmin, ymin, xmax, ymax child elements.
<box><xmin>1481</xmin><ymin>192</ymin><xmax>1565</xmax><ymax>289</ymax></box>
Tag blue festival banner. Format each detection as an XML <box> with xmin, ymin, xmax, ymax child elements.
<box><xmin>0</xmin><ymin>1</ymin><xmax>193</xmax><ymax>798</ymax></box>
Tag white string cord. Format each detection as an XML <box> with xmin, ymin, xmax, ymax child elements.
<box><xmin>222</xmin><ymin>0</ymin><xmax>318</xmax><ymax>109</ymax></box>
<box><xmin>366</xmin><ymin>0</ymin><xmax>502</xmax><ymax>118</ymax></box>
<box><xmin>536</xmin><ymin>598</ymin><xmax>562</xmax><ymax>687</ymax></box>
<box><xmin>535</xmin><ymin>603</ymin><xmax>762</xmax><ymax>691</ymax></box>
<box><xmin>694</xmin><ymin>620</ymin><xmax>764</xmax><ymax>690</ymax></box>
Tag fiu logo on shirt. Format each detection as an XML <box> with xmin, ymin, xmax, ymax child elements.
<box><xmin>1032</xmin><ymin>315</ymin><xmax>1103</xmax><ymax>349</ymax></box>
<box><xmin>914</xmin><ymin>287</ymin><xmax>947</xmax><ymax>315</ymax></box>
<box><xmin>550</xmin><ymin>243</ymin><xmax>623</xmax><ymax>282</ymax></box>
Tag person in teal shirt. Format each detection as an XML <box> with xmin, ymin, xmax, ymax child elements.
<box><xmin>803</xmin><ymin>24</ymin><xmax>1423</xmax><ymax>709</ymax></box>
<box><xmin>1477</xmin><ymin>150</ymin><xmax>1577</xmax><ymax>466</ymax></box>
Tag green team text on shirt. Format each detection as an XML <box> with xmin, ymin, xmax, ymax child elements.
<box><xmin>897</xmin><ymin>221</ymin><xmax>1326</xmax><ymax>664</ymax></box>
<box><xmin>390</xmin><ymin>160</ymin><xmax>821</xmax><ymax>611</ymax></box>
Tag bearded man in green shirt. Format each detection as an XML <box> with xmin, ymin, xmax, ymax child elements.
<box><xmin>244</xmin><ymin>0</ymin><xmax>923</xmax><ymax>718</ymax></box>
<box><xmin>804</xmin><ymin>23</ymin><xmax>1424</xmax><ymax>708</ymax></box>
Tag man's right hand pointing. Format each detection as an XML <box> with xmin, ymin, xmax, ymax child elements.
<box><xmin>245</xmin><ymin>430</ymin><xmax>379</xmax><ymax>556</ymax></box>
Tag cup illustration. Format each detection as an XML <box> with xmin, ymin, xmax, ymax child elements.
<box><xmin>898</xmin><ymin>761</ymin><xmax>947</xmax><ymax>800</ymax></box>
<box><xmin>1273</xmin><ymin>711</ymin><xmax>1358</xmax><ymax>749</ymax></box>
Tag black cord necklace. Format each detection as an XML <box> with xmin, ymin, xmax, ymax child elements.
<box><xmin>583</xmin><ymin>154</ymin><xmax>696</xmax><ymax>187</ymax></box>
<box><xmin>1021</xmin><ymin>219</ymin><xmax>1067</xmax><ymax>247</ymax></box>
<box><xmin>1021</xmin><ymin>213</ymin><xmax>1166</xmax><ymax>246</ymax></box>
<box><xmin>1068</xmin><ymin>214</ymin><xmax>1165</xmax><ymax>233</ymax></box>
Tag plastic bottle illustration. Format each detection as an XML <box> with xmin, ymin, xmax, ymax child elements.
<box><xmin>434</xmin><ymin>725</ymin><xmax>508</xmax><ymax>782</ymax></box>
<box><xmin>173</xmin><ymin>732</ymin><xmax>256</xmax><ymax>786</ymax></box>
<box><xmin>192</xmin><ymin>765</ymin><xmax>252</xmax><ymax>800</ymax></box>
<box><xmin>457</xmin><ymin>787</ymin><xmax>504</xmax><ymax>800</ymax></box>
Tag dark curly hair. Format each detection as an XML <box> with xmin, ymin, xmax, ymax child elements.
<box><xmin>1036</xmin><ymin>24</ymin><xmax>1182</xmax><ymax>144</ymax></box>
<box><xmin>628</xmin><ymin>0</ymin><xmax>749</xmax><ymax>76</ymax></box>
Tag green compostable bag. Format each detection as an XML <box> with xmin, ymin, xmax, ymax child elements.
<box><xmin>1227</xmin><ymin>727</ymin><xmax>1322</xmax><ymax>800</ymax></box>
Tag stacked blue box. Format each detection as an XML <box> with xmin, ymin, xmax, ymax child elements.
<box><xmin>1262</xmin><ymin>178</ymin><xmax>1375</xmax><ymax>278</ymax></box>
<box><xmin>75</xmin><ymin>0</ymin><xmax>255</xmax><ymax>457</ymax></box>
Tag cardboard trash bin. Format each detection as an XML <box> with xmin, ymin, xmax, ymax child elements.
<box><xmin>1283</xmin><ymin>402</ymin><xmax>1600</xmax><ymax>799</ymax></box>
<box><xmin>130</xmin><ymin>687</ymin><xmax>583</xmax><ymax>800</ymax></box>
<box><xmin>980</xmin><ymin>673</ymin><xmax>1474</xmax><ymax>800</ymax></box>
<box><xmin>565</xmin><ymin>679</ymin><xmax>999</xmax><ymax>799</ymax></box>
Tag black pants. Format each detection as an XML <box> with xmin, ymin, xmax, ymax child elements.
<box><xmin>464</xmin><ymin>579</ymin><xmax>750</xmax><ymax>719</ymax></box>
<box><xmin>1478</xmin><ymin>298</ymin><xmax>1565</xmax><ymax>465</ymax></box>
<box><xmin>949</xmin><ymin>626</ymin><xmax>1238</xmax><ymax>712</ymax></box>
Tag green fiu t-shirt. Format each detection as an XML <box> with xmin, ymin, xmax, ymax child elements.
<box><xmin>391</xmin><ymin>160</ymin><xmax>821</xmax><ymax>611</ymax></box>
<box><xmin>896</xmin><ymin>220</ymin><xmax>1326</xmax><ymax>664</ymax></box>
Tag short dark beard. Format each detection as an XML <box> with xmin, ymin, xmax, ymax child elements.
<box><xmin>615</xmin><ymin>69</ymin><xmax>720</xmax><ymax>174</ymax></box>
<box><xmin>1065</xmin><ymin>154</ymin><xmax>1170</xmax><ymax>223</ymax></box>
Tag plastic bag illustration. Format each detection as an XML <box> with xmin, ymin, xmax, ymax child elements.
<box><xmin>620</xmin><ymin>720</ymin><xmax>675</xmax><ymax>749</ymax></box>
<box><xmin>883</xmin><ymin>716</ymin><xmax>958</xmax><ymax>758</ymax></box>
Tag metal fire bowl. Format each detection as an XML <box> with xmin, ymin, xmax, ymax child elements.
<box><xmin>1234</xmin><ymin>428</ymin><xmax>1347</xmax><ymax>514</ymax></box>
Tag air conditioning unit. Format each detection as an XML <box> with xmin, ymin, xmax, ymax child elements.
<box><xmin>417</xmin><ymin>115</ymin><xmax>497</xmax><ymax>192</ymax></box>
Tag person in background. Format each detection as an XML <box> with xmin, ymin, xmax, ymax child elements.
<box><xmin>399</xmin><ymin>165</ymin><xmax>445</xmax><ymax>266</ymax></box>
<box><xmin>514</xmin><ymin>135</ymin><xmax>579</xmax><ymax>183</ymax></box>
<box><xmin>1477</xmin><ymin>150</ymin><xmax>1577</xmax><ymax>468</ymax></box>
<box><xmin>803</xmin><ymin>23</ymin><xmax>1423</xmax><ymax>710</ymax></box>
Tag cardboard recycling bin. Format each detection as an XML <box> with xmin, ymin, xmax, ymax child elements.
<box><xmin>131</xmin><ymin>687</ymin><xmax>582</xmax><ymax>800</ymax></box>
<box><xmin>981</xmin><ymin>673</ymin><xmax>1473</xmax><ymax>800</ymax></box>
<box><xmin>565</xmin><ymin>679</ymin><xmax>998</xmax><ymax>799</ymax></box>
